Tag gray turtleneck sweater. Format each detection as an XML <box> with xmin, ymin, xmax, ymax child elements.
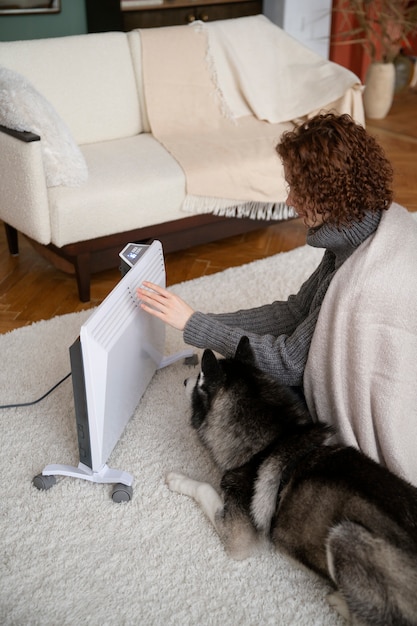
<box><xmin>183</xmin><ymin>211</ymin><xmax>382</xmax><ymax>386</ymax></box>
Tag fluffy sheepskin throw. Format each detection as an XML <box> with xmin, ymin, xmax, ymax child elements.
<box><xmin>0</xmin><ymin>66</ymin><xmax>88</xmax><ymax>187</ymax></box>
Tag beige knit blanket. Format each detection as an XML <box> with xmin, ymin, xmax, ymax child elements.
<box><xmin>304</xmin><ymin>204</ymin><xmax>417</xmax><ymax>487</ymax></box>
<box><xmin>140</xmin><ymin>16</ymin><xmax>363</xmax><ymax>218</ymax></box>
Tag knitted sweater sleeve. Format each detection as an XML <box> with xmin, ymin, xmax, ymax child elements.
<box><xmin>183</xmin><ymin>257</ymin><xmax>328</xmax><ymax>386</ymax></box>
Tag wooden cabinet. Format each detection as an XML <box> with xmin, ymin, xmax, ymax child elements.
<box><xmin>86</xmin><ymin>1</ymin><xmax>263</xmax><ymax>32</ymax></box>
<box><xmin>122</xmin><ymin>2</ymin><xmax>263</xmax><ymax>29</ymax></box>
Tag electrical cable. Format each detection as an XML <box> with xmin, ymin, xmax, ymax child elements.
<box><xmin>0</xmin><ymin>372</ymin><xmax>71</xmax><ymax>409</ymax></box>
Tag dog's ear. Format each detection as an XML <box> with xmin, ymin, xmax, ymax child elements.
<box><xmin>201</xmin><ymin>349</ymin><xmax>222</xmax><ymax>379</ymax></box>
<box><xmin>235</xmin><ymin>336</ymin><xmax>255</xmax><ymax>365</ymax></box>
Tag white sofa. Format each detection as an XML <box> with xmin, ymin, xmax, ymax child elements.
<box><xmin>0</xmin><ymin>21</ymin><xmax>363</xmax><ymax>301</ymax></box>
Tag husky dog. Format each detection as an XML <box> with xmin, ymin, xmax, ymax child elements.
<box><xmin>167</xmin><ymin>337</ymin><xmax>417</xmax><ymax>625</ymax></box>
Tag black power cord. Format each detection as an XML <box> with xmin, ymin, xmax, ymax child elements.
<box><xmin>0</xmin><ymin>372</ymin><xmax>71</xmax><ymax>409</ymax></box>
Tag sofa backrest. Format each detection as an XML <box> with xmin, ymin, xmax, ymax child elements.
<box><xmin>127</xmin><ymin>29</ymin><xmax>151</xmax><ymax>133</ymax></box>
<box><xmin>0</xmin><ymin>32</ymin><xmax>142</xmax><ymax>144</ymax></box>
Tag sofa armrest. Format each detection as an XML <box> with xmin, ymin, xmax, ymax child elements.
<box><xmin>0</xmin><ymin>127</ymin><xmax>52</xmax><ymax>245</ymax></box>
<box><xmin>0</xmin><ymin>123</ymin><xmax>41</xmax><ymax>143</ymax></box>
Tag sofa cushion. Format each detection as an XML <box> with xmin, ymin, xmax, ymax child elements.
<box><xmin>47</xmin><ymin>134</ymin><xmax>186</xmax><ymax>247</ymax></box>
<box><xmin>0</xmin><ymin>66</ymin><xmax>88</xmax><ymax>188</ymax></box>
<box><xmin>0</xmin><ymin>32</ymin><xmax>141</xmax><ymax>145</ymax></box>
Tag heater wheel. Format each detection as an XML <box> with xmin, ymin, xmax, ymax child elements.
<box><xmin>33</xmin><ymin>474</ymin><xmax>57</xmax><ymax>491</ymax></box>
<box><xmin>112</xmin><ymin>483</ymin><xmax>133</xmax><ymax>503</ymax></box>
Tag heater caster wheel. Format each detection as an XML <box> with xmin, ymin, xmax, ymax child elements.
<box><xmin>112</xmin><ymin>483</ymin><xmax>133</xmax><ymax>503</ymax></box>
<box><xmin>33</xmin><ymin>474</ymin><xmax>56</xmax><ymax>491</ymax></box>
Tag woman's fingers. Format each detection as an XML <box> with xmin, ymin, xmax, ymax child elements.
<box><xmin>136</xmin><ymin>282</ymin><xmax>194</xmax><ymax>331</ymax></box>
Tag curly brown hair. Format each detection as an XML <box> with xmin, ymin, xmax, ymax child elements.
<box><xmin>276</xmin><ymin>113</ymin><xmax>393</xmax><ymax>227</ymax></box>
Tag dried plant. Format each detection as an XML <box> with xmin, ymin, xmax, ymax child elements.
<box><xmin>333</xmin><ymin>0</ymin><xmax>417</xmax><ymax>62</ymax></box>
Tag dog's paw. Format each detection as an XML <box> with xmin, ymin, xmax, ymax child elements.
<box><xmin>327</xmin><ymin>591</ymin><xmax>351</xmax><ymax>622</ymax></box>
<box><xmin>166</xmin><ymin>472</ymin><xmax>190</xmax><ymax>494</ymax></box>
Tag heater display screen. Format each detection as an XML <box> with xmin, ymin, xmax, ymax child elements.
<box><xmin>119</xmin><ymin>243</ymin><xmax>149</xmax><ymax>267</ymax></box>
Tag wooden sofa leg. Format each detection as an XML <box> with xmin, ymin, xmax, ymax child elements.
<box><xmin>74</xmin><ymin>252</ymin><xmax>91</xmax><ymax>302</ymax></box>
<box><xmin>4</xmin><ymin>223</ymin><xmax>19</xmax><ymax>256</ymax></box>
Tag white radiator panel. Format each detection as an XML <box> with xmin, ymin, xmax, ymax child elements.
<box><xmin>80</xmin><ymin>241</ymin><xmax>165</xmax><ymax>471</ymax></box>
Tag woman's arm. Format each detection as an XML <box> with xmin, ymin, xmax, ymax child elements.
<box><xmin>183</xmin><ymin>306</ymin><xmax>320</xmax><ymax>386</ymax></box>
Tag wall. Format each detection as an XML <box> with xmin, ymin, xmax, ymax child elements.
<box><xmin>264</xmin><ymin>0</ymin><xmax>333</xmax><ymax>59</ymax></box>
<box><xmin>0</xmin><ymin>0</ymin><xmax>87</xmax><ymax>41</ymax></box>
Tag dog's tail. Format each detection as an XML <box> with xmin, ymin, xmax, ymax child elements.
<box><xmin>326</xmin><ymin>521</ymin><xmax>417</xmax><ymax>626</ymax></box>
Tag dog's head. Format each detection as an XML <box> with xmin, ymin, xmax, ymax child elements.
<box><xmin>185</xmin><ymin>337</ymin><xmax>312</xmax><ymax>470</ymax></box>
<box><xmin>185</xmin><ymin>336</ymin><xmax>256</xmax><ymax>429</ymax></box>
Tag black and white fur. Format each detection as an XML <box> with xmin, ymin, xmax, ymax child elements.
<box><xmin>167</xmin><ymin>337</ymin><xmax>417</xmax><ymax>625</ymax></box>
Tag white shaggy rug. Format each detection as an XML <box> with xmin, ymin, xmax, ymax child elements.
<box><xmin>0</xmin><ymin>242</ymin><xmax>347</xmax><ymax>626</ymax></box>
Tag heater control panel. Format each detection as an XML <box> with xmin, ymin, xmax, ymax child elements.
<box><xmin>119</xmin><ymin>243</ymin><xmax>150</xmax><ymax>276</ymax></box>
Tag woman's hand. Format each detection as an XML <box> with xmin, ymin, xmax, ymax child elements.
<box><xmin>136</xmin><ymin>282</ymin><xmax>194</xmax><ymax>331</ymax></box>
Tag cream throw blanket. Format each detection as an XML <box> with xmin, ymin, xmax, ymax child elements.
<box><xmin>140</xmin><ymin>16</ymin><xmax>363</xmax><ymax>218</ymax></box>
<box><xmin>304</xmin><ymin>204</ymin><xmax>417</xmax><ymax>487</ymax></box>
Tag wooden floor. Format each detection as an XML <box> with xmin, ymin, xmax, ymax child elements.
<box><xmin>1</xmin><ymin>92</ymin><xmax>416</xmax><ymax>334</ymax></box>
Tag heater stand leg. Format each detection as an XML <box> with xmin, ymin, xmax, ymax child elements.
<box><xmin>33</xmin><ymin>463</ymin><xmax>134</xmax><ymax>502</ymax></box>
<box><xmin>159</xmin><ymin>349</ymin><xmax>197</xmax><ymax>369</ymax></box>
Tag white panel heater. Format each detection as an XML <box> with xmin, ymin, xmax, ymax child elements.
<box><xmin>37</xmin><ymin>241</ymin><xmax>192</xmax><ymax>501</ymax></box>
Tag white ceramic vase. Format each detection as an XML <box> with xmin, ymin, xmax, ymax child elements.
<box><xmin>363</xmin><ymin>62</ymin><xmax>396</xmax><ymax>120</ymax></box>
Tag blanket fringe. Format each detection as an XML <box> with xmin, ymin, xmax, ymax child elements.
<box><xmin>182</xmin><ymin>195</ymin><xmax>296</xmax><ymax>221</ymax></box>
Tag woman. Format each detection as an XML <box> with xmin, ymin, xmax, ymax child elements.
<box><xmin>137</xmin><ymin>113</ymin><xmax>393</xmax><ymax>387</ymax></box>
<box><xmin>138</xmin><ymin>112</ymin><xmax>417</xmax><ymax>485</ymax></box>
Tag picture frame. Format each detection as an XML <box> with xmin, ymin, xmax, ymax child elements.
<box><xmin>0</xmin><ymin>0</ymin><xmax>61</xmax><ymax>15</ymax></box>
